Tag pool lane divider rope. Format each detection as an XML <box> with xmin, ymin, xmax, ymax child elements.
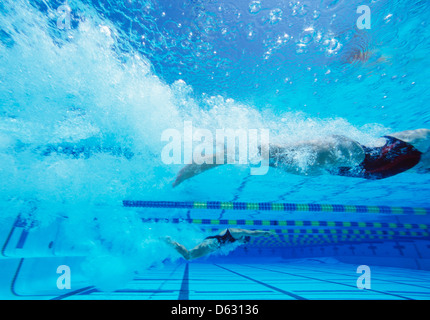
<box><xmin>123</xmin><ymin>201</ymin><xmax>430</xmax><ymax>215</ymax></box>
<box><xmin>239</xmin><ymin>233</ymin><xmax>429</xmax><ymax>247</ymax></box>
<box><xmin>251</xmin><ymin>237</ymin><xmax>392</xmax><ymax>247</ymax></box>
<box><xmin>234</xmin><ymin>230</ymin><xmax>428</xmax><ymax>239</ymax></box>
<box><xmin>141</xmin><ymin>217</ymin><xmax>429</xmax><ymax>231</ymax></box>
<box><xmin>141</xmin><ymin>218</ymin><xmax>429</xmax><ymax>238</ymax></box>
<box><xmin>209</xmin><ymin>227</ymin><xmax>430</xmax><ymax>240</ymax></box>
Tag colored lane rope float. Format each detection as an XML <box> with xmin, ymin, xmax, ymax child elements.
<box><xmin>142</xmin><ymin>218</ymin><xmax>429</xmax><ymax>239</ymax></box>
<box><xmin>201</xmin><ymin>228</ymin><xmax>429</xmax><ymax>247</ymax></box>
<box><xmin>123</xmin><ymin>200</ymin><xmax>430</xmax><ymax>215</ymax></box>
<box><xmin>249</xmin><ymin>236</ymin><xmax>397</xmax><ymax>247</ymax></box>
<box><xmin>140</xmin><ymin>217</ymin><xmax>430</xmax><ymax>246</ymax></box>
<box><xmin>141</xmin><ymin>217</ymin><xmax>430</xmax><ymax>230</ymax></box>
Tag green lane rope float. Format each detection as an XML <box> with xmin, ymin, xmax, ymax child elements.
<box><xmin>123</xmin><ymin>200</ymin><xmax>430</xmax><ymax>215</ymax></box>
<box><xmin>141</xmin><ymin>217</ymin><xmax>429</xmax><ymax>231</ymax></box>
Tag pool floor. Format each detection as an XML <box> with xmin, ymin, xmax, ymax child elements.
<box><xmin>25</xmin><ymin>260</ymin><xmax>430</xmax><ymax>300</ymax></box>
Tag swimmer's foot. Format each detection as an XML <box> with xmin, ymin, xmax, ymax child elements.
<box><xmin>162</xmin><ymin>236</ymin><xmax>175</xmax><ymax>246</ymax></box>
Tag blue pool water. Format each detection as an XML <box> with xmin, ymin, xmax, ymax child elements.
<box><xmin>0</xmin><ymin>0</ymin><xmax>430</xmax><ymax>300</ymax></box>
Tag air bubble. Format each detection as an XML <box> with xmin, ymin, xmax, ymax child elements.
<box><xmin>245</xmin><ymin>23</ymin><xmax>257</xmax><ymax>41</ymax></box>
<box><xmin>300</xmin><ymin>27</ymin><xmax>315</xmax><ymax>45</ymax></box>
<box><xmin>269</xmin><ymin>8</ymin><xmax>283</xmax><ymax>24</ymax></box>
<box><xmin>249</xmin><ymin>1</ymin><xmax>262</xmax><ymax>14</ymax></box>
<box><xmin>384</xmin><ymin>14</ymin><xmax>393</xmax><ymax>23</ymax></box>
<box><xmin>99</xmin><ymin>25</ymin><xmax>111</xmax><ymax>37</ymax></box>
<box><xmin>296</xmin><ymin>43</ymin><xmax>308</xmax><ymax>54</ymax></box>
<box><xmin>322</xmin><ymin>37</ymin><xmax>342</xmax><ymax>56</ymax></box>
<box><xmin>313</xmin><ymin>10</ymin><xmax>321</xmax><ymax>20</ymax></box>
<box><xmin>290</xmin><ymin>2</ymin><xmax>308</xmax><ymax>17</ymax></box>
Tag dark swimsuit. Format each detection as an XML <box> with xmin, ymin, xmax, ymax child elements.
<box><xmin>333</xmin><ymin>136</ymin><xmax>422</xmax><ymax>180</ymax></box>
<box><xmin>205</xmin><ymin>229</ymin><xmax>237</xmax><ymax>246</ymax></box>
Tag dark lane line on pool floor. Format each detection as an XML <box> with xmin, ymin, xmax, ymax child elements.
<box><xmin>264</xmin><ymin>263</ymin><xmax>430</xmax><ymax>291</ymax></box>
<box><xmin>241</xmin><ymin>264</ymin><xmax>414</xmax><ymax>300</ymax></box>
<box><xmin>214</xmin><ymin>264</ymin><xmax>307</xmax><ymax>300</ymax></box>
<box><xmin>178</xmin><ymin>263</ymin><xmax>190</xmax><ymax>300</ymax></box>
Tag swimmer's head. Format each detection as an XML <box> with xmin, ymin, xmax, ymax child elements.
<box><xmin>242</xmin><ymin>236</ymin><xmax>251</xmax><ymax>244</ymax></box>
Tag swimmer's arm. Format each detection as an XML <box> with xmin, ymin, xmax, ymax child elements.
<box><xmin>390</xmin><ymin>129</ymin><xmax>430</xmax><ymax>142</ymax></box>
<box><xmin>172</xmin><ymin>152</ymin><xmax>230</xmax><ymax>187</ymax></box>
<box><xmin>173</xmin><ymin>142</ymin><xmax>290</xmax><ymax>187</ymax></box>
<box><xmin>230</xmin><ymin>228</ymin><xmax>275</xmax><ymax>238</ymax></box>
<box><xmin>389</xmin><ymin>129</ymin><xmax>430</xmax><ymax>153</ymax></box>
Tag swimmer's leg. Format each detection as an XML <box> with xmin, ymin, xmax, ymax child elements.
<box><xmin>164</xmin><ymin>237</ymin><xmax>218</xmax><ymax>260</ymax></box>
<box><xmin>164</xmin><ymin>237</ymin><xmax>191</xmax><ymax>260</ymax></box>
<box><xmin>188</xmin><ymin>240</ymin><xmax>219</xmax><ymax>260</ymax></box>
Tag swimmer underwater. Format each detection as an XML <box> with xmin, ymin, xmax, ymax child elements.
<box><xmin>164</xmin><ymin>228</ymin><xmax>275</xmax><ymax>260</ymax></box>
<box><xmin>173</xmin><ymin>129</ymin><xmax>430</xmax><ymax>187</ymax></box>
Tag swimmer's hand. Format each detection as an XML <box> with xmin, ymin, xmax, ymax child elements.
<box><xmin>253</xmin><ymin>230</ymin><xmax>276</xmax><ymax>237</ymax></box>
<box><xmin>263</xmin><ymin>230</ymin><xmax>276</xmax><ymax>237</ymax></box>
<box><xmin>161</xmin><ymin>236</ymin><xmax>176</xmax><ymax>246</ymax></box>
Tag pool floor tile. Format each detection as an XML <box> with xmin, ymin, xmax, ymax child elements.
<box><xmin>56</xmin><ymin>261</ymin><xmax>430</xmax><ymax>300</ymax></box>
